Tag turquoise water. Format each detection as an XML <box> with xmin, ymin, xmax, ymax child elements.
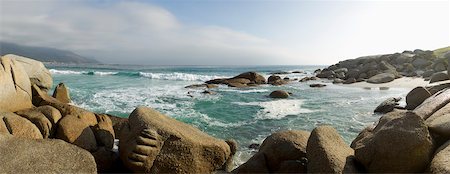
<box><xmin>47</xmin><ymin>64</ymin><xmax>410</xmax><ymax>165</ymax></box>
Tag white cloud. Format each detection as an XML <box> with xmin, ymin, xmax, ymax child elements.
<box><xmin>0</xmin><ymin>0</ymin><xmax>296</xmax><ymax>65</ymax></box>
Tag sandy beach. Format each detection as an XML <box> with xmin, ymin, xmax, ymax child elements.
<box><xmin>340</xmin><ymin>77</ymin><xmax>429</xmax><ymax>89</ymax></box>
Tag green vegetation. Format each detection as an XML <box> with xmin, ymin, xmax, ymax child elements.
<box><xmin>433</xmin><ymin>46</ymin><xmax>450</xmax><ymax>58</ymax></box>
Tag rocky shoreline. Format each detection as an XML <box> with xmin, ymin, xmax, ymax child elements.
<box><xmin>1</xmin><ymin>53</ymin><xmax>450</xmax><ymax>173</ymax></box>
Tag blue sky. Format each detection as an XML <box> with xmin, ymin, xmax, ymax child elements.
<box><xmin>1</xmin><ymin>0</ymin><xmax>449</xmax><ymax>65</ymax></box>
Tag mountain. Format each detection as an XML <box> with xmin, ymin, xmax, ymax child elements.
<box><xmin>0</xmin><ymin>42</ymin><xmax>99</xmax><ymax>63</ymax></box>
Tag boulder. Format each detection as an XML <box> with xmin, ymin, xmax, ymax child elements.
<box><xmin>413</xmin><ymin>57</ymin><xmax>431</xmax><ymax>68</ymax></box>
<box><xmin>232</xmin><ymin>72</ymin><xmax>266</xmax><ymax>84</ymax></box>
<box><xmin>427</xmin><ymin>83</ymin><xmax>450</xmax><ymax>95</ymax></box>
<box><xmin>0</xmin><ymin>111</ymin><xmax>43</xmax><ymax>139</ymax></box>
<box><xmin>374</xmin><ymin>97</ymin><xmax>401</xmax><ymax>114</ymax></box>
<box><xmin>269</xmin><ymin>90</ymin><xmax>289</xmax><ymax>99</ymax></box>
<box><xmin>350</xmin><ymin>126</ymin><xmax>374</xmax><ymax>149</ymax></box>
<box><xmin>332</xmin><ymin>78</ymin><xmax>344</xmax><ymax>84</ymax></box>
<box><xmin>343</xmin><ymin>78</ymin><xmax>356</xmax><ymax>84</ymax></box>
<box><xmin>0</xmin><ymin>56</ymin><xmax>33</xmax><ymax>112</ymax></box>
<box><xmin>119</xmin><ymin>106</ymin><xmax>233</xmax><ymax>173</ymax></box>
<box><xmin>405</xmin><ymin>86</ymin><xmax>432</xmax><ymax>110</ymax></box>
<box><xmin>316</xmin><ymin>70</ymin><xmax>335</xmax><ymax>78</ymax></box>
<box><xmin>414</xmin><ymin>88</ymin><xmax>450</xmax><ymax>119</ymax></box>
<box><xmin>367</xmin><ymin>73</ymin><xmax>395</xmax><ymax>84</ymax></box>
<box><xmin>353</xmin><ymin>111</ymin><xmax>434</xmax><ymax>172</ymax></box>
<box><xmin>226</xmin><ymin>78</ymin><xmax>251</xmax><ymax>84</ymax></box>
<box><xmin>307</xmin><ymin>126</ymin><xmax>359</xmax><ymax>173</ymax></box>
<box><xmin>184</xmin><ymin>84</ymin><xmax>218</xmax><ymax>89</ymax></box>
<box><xmin>4</xmin><ymin>54</ymin><xmax>53</xmax><ymax>91</ymax></box>
<box><xmin>15</xmin><ymin>108</ymin><xmax>53</xmax><ymax>138</ymax></box>
<box><xmin>93</xmin><ymin>114</ymin><xmax>115</xmax><ymax>149</ymax></box>
<box><xmin>0</xmin><ymin>134</ymin><xmax>96</xmax><ymax>173</ymax></box>
<box><xmin>52</xmin><ymin>83</ymin><xmax>71</xmax><ymax>103</ymax></box>
<box><xmin>268</xmin><ymin>75</ymin><xmax>286</xmax><ymax>85</ymax></box>
<box><xmin>309</xmin><ymin>84</ymin><xmax>326</xmax><ymax>88</ymax></box>
<box><xmin>430</xmin><ymin>72</ymin><xmax>449</xmax><ymax>83</ymax></box>
<box><xmin>425</xmin><ymin>102</ymin><xmax>450</xmax><ymax>138</ymax></box>
<box><xmin>233</xmin><ymin>153</ymin><xmax>269</xmax><ymax>173</ymax></box>
<box><xmin>105</xmin><ymin>114</ymin><xmax>128</xmax><ymax>138</ymax></box>
<box><xmin>428</xmin><ymin>140</ymin><xmax>450</xmax><ymax>173</ymax></box>
<box><xmin>92</xmin><ymin>146</ymin><xmax>119</xmax><ymax>172</ymax></box>
<box><xmin>34</xmin><ymin>105</ymin><xmax>63</xmax><ymax>126</ymax></box>
<box><xmin>56</xmin><ymin>114</ymin><xmax>98</xmax><ymax>151</ymax></box>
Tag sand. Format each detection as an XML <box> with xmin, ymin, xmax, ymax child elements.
<box><xmin>341</xmin><ymin>77</ymin><xmax>429</xmax><ymax>89</ymax></box>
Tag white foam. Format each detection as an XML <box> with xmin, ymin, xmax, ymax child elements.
<box><xmin>234</xmin><ymin>99</ymin><xmax>313</xmax><ymax>120</ymax></box>
<box><xmin>94</xmin><ymin>71</ymin><xmax>118</xmax><ymax>76</ymax></box>
<box><xmin>49</xmin><ymin>69</ymin><xmax>85</xmax><ymax>75</ymax></box>
<box><xmin>139</xmin><ymin>72</ymin><xmax>227</xmax><ymax>81</ymax></box>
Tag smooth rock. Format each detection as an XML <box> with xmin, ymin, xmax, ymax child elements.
<box><xmin>269</xmin><ymin>90</ymin><xmax>289</xmax><ymax>99</ymax></box>
<box><xmin>56</xmin><ymin>114</ymin><xmax>98</xmax><ymax>151</ymax></box>
<box><xmin>52</xmin><ymin>83</ymin><xmax>71</xmax><ymax>103</ymax></box>
<box><xmin>430</xmin><ymin>72</ymin><xmax>449</xmax><ymax>83</ymax></box>
<box><xmin>367</xmin><ymin>73</ymin><xmax>395</xmax><ymax>84</ymax></box>
<box><xmin>425</xmin><ymin>102</ymin><xmax>450</xmax><ymax>138</ymax></box>
<box><xmin>5</xmin><ymin>54</ymin><xmax>53</xmax><ymax>91</ymax></box>
<box><xmin>414</xmin><ymin>88</ymin><xmax>450</xmax><ymax>119</ymax></box>
<box><xmin>0</xmin><ymin>56</ymin><xmax>33</xmax><ymax>112</ymax></box>
<box><xmin>15</xmin><ymin>108</ymin><xmax>53</xmax><ymax>138</ymax></box>
<box><xmin>232</xmin><ymin>72</ymin><xmax>266</xmax><ymax>84</ymax></box>
<box><xmin>428</xmin><ymin>140</ymin><xmax>450</xmax><ymax>173</ymax></box>
<box><xmin>406</xmin><ymin>86</ymin><xmax>432</xmax><ymax>110</ymax></box>
<box><xmin>0</xmin><ymin>111</ymin><xmax>43</xmax><ymax>139</ymax></box>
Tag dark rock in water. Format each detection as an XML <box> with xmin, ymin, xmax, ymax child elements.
<box><xmin>283</xmin><ymin>77</ymin><xmax>290</xmax><ymax>80</ymax></box>
<box><xmin>353</xmin><ymin>111</ymin><xmax>434</xmax><ymax>173</ymax></box>
<box><xmin>184</xmin><ymin>84</ymin><xmax>218</xmax><ymax>89</ymax></box>
<box><xmin>248</xmin><ymin>143</ymin><xmax>260</xmax><ymax>150</ymax></box>
<box><xmin>233</xmin><ymin>72</ymin><xmax>266</xmax><ymax>84</ymax></box>
<box><xmin>367</xmin><ymin>73</ymin><xmax>395</xmax><ymax>84</ymax></box>
<box><xmin>316</xmin><ymin>70</ymin><xmax>335</xmax><ymax>78</ymax></box>
<box><xmin>269</xmin><ymin>90</ymin><xmax>290</xmax><ymax>99</ymax></box>
<box><xmin>343</xmin><ymin>78</ymin><xmax>356</xmax><ymax>84</ymax></box>
<box><xmin>52</xmin><ymin>83</ymin><xmax>71</xmax><ymax>103</ymax></box>
<box><xmin>201</xmin><ymin>90</ymin><xmax>216</xmax><ymax>95</ymax></box>
<box><xmin>292</xmin><ymin>71</ymin><xmax>303</xmax><ymax>74</ymax></box>
<box><xmin>406</xmin><ymin>86</ymin><xmax>432</xmax><ymax>110</ymax></box>
<box><xmin>309</xmin><ymin>84</ymin><xmax>326</xmax><ymax>88</ymax></box>
<box><xmin>205</xmin><ymin>78</ymin><xmax>228</xmax><ymax>84</ymax></box>
<box><xmin>379</xmin><ymin>87</ymin><xmax>389</xmax><ymax>90</ymax></box>
<box><xmin>374</xmin><ymin>97</ymin><xmax>401</xmax><ymax>114</ymax></box>
<box><xmin>0</xmin><ymin>133</ymin><xmax>97</xmax><ymax>173</ymax></box>
<box><xmin>268</xmin><ymin>75</ymin><xmax>285</xmax><ymax>85</ymax></box>
<box><xmin>333</xmin><ymin>78</ymin><xmax>344</xmax><ymax>84</ymax></box>
<box><xmin>270</xmin><ymin>71</ymin><xmax>290</xmax><ymax>75</ymax></box>
<box><xmin>228</xmin><ymin>82</ymin><xmax>247</xmax><ymax>88</ymax></box>
<box><xmin>430</xmin><ymin>72</ymin><xmax>449</xmax><ymax>83</ymax></box>
<box><xmin>299</xmin><ymin>76</ymin><xmax>317</xmax><ymax>82</ymax></box>
<box><xmin>314</xmin><ymin>69</ymin><xmax>322</xmax><ymax>74</ymax></box>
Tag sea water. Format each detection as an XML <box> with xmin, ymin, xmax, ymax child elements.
<box><xmin>47</xmin><ymin>64</ymin><xmax>410</xmax><ymax>166</ymax></box>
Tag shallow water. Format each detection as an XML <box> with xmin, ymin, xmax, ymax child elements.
<box><xmin>47</xmin><ymin>64</ymin><xmax>410</xmax><ymax>166</ymax></box>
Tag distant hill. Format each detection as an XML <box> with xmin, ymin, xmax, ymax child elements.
<box><xmin>434</xmin><ymin>46</ymin><xmax>450</xmax><ymax>58</ymax></box>
<box><xmin>0</xmin><ymin>42</ymin><xmax>99</xmax><ymax>63</ymax></box>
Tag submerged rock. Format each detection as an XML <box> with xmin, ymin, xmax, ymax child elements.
<box><xmin>269</xmin><ymin>90</ymin><xmax>289</xmax><ymax>99</ymax></box>
<box><xmin>309</xmin><ymin>83</ymin><xmax>326</xmax><ymax>88</ymax></box>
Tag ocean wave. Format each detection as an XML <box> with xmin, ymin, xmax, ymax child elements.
<box><xmin>234</xmin><ymin>99</ymin><xmax>313</xmax><ymax>120</ymax></box>
<box><xmin>49</xmin><ymin>69</ymin><xmax>85</xmax><ymax>75</ymax></box>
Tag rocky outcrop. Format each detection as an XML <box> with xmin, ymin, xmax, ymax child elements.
<box><xmin>15</xmin><ymin>108</ymin><xmax>54</xmax><ymax>138</ymax></box>
<box><xmin>406</xmin><ymin>86</ymin><xmax>432</xmax><ymax>110</ymax></box>
<box><xmin>205</xmin><ymin>72</ymin><xmax>266</xmax><ymax>87</ymax></box>
<box><xmin>4</xmin><ymin>54</ymin><xmax>53</xmax><ymax>91</ymax></box>
<box><xmin>233</xmin><ymin>130</ymin><xmax>310</xmax><ymax>173</ymax></box>
<box><xmin>374</xmin><ymin>97</ymin><xmax>401</xmax><ymax>114</ymax></box>
<box><xmin>269</xmin><ymin>90</ymin><xmax>289</xmax><ymax>99</ymax></box>
<box><xmin>307</xmin><ymin>126</ymin><xmax>359</xmax><ymax>173</ymax></box>
<box><xmin>119</xmin><ymin>106</ymin><xmax>233</xmax><ymax>173</ymax></box>
<box><xmin>0</xmin><ymin>133</ymin><xmax>97</xmax><ymax>173</ymax></box>
<box><xmin>52</xmin><ymin>83</ymin><xmax>71</xmax><ymax>103</ymax></box>
<box><xmin>56</xmin><ymin>114</ymin><xmax>98</xmax><ymax>151</ymax></box>
<box><xmin>353</xmin><ymin>111</ymin><xmax>434</xmax><ymax>172</ymax></box>
<box><xmin>0</xmin><ymin>56</ymin><xmax>33</xmax><ymax>112</ymax></box>
<box><xmin>267</xmin><ymin>75</ymin><xmax>287</xmax><ymax>85</ymax></box>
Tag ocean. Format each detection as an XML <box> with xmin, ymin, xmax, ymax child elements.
<box><xmin>47</xmin><ymin>64</ymin><xmax>410</xmax><ymax>166</ymax></box>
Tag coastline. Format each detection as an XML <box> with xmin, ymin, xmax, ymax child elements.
<box><xmin>338</xmin><ymin>77</ymin><xmax>428</xmax><ymax>89</ymax></box>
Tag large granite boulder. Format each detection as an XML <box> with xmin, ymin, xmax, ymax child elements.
<box><xmin>0</xmin><ymin>111</ymin><xmax>43</xmax><ymax>139</ymax></box>
<box><xmin>430</xmin><ymin>72</ymin><xmax>449</xmax><ymax>83</ymax></box>
<box><xmin>34</xmin><ymin>105</ymin><xmax>63</xmax><ymax>127</ymax></box>
<box><xmin>425</xmin><ymin>102</ymin><xmax>450</xmax><ymax>138</ymax></box>
<box><xmin>414</xmin><ymin>88</ymin><xmax>450</xmax><ymax>119</ymax></box>
<box><xmin>269</xmin><ymin>90</ymin><xmax>289</xmax><ymax>99</ymax></box>
<box><xmin>4</xmin><ymin>54</ymin><xmax>53</xmax><ymax>91</ymax></box>
<box><xmin>56</xmin><ymin>114</ymin><xmax>98</xmax><ymax>151</ymax></box>
<box><xmin>52</xmin><ymin>83</ymin><xmax>72</xmax><ymax>103</ymax></box>
<box><xmin>353</xmin><ymin>111</ymin><xmax>434</xmax><ymax>172</ymax></box>
<box><xmin>119</xmin><ymin>106</ymin><xmax>233</xmax><ymax>173</ymax></box>
<box><xmin>428</xmin><ymin>140</ymin><xmax>450</xmax><ymax>173</ymax></box>
<box><xmin>367</xmin><ymin>73</ymin><xmax>395</xmax><ymax>84</ymax></box>
<box><xmin>307</xmin><ymin>126</ymin><xmax>359</xmax><ymax>173</ymax></box>
<box><xmin>0</xmin><ymin>56</ymin><xmax>33</xmax><ymax>112</ymax></box>
<box><xmin>406</xmin><ymin>86</ymin><xmax>432</xmax><ymax>110</ymax></box>
<box><xmin>0</xmin><ymin>133</ymin><xmax>96</xmax><ymax>173</ymax></box>
<box><xmin>93</xmin><ymin>114</ymin><xmax>115</xmax><ymax>149</ymax></box>
<box><xmin>233</xmin><ymin>130</ymin><xmax>310</xmax><ymax>173</ymax></box>
<box><xmin>15</xmin><ymin>108</ymin><xmax>53</xmax><ymax>138</ymax></box>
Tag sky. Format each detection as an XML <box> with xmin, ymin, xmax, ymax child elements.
<box><xmin>0</xmin><ymin>0</ymin><xmax>449</xmax><ymax>65</ymax></box>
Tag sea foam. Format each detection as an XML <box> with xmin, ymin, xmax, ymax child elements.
<box><xmin>234</xmin><ymin>99</ymin><xmax>313</xmax><ymax>120</ymax></box>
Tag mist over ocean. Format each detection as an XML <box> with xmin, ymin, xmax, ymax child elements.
<box><xmin>48</xmin><ymin>64</ymin><xmax>410</xmax><ymax>166</ymax></box>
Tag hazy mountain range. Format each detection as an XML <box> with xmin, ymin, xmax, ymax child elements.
<box><xmin>0</xmin><ymin>42</ymin><xmax>98</xmax><ymax>63</ymax></box>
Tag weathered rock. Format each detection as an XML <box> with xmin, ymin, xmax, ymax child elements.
<box><xmin>227</xmin><ymin>78</ymin><xmax>251</xmax><ymax>84</ymax></box>
<box><xmin>201</xmin><ymin>90</ymin><xmax>216</xmax><ymax>95</ymax></box>
<box><xmin>414</xmin><ymin>88</ymin><xmax>450</xmax><ymax>119</ymax></box>
<box><xmin>0</xmin><ymin>56</ymin><xmax>33</xmax><ymax>112</ymax></box>
<box><xmin>268</xmin><ymin>75</ymin><xmax>286</xmax><ymax>85</ymax></box>
<box><xmin>299</xmin><ymin>76</ymin><xmax>317</xmax><ymax>82</ymax></box>
<box><xmin>0</xmin><ymin>133</ymin><xmax>96</xmax><ymax>173</ymax></box>
<box><xmin>316</xmin><ymin>70</ymin><xmax>335</xmax><ymax>78</ymax></box>
<box><xmin>332</xmin><ymin>78</ymin><xmax>344</xmax><ymax>84</ymax></box>
<box><xmin>52</xmin><ymin>83</ymin><xmax>71</xmax><ymax>103</ymax></box>
<box><xmin>307</xmin><ymin>126</ymin><xmax>359</xmax><ymax>173</ymax></box>
<box><xmin>105</xmin><ymin>114</ymin><xmax>128</xmax><ymax>138</ymax></box>
<box><xmin>184</xmin><ymin>84</ymin><xmax>218</xmax><ymax>89</ymax></box>
<box><xmin>367</xmin><ymin>73</ymin><xmax>395</xmax><ymax>84</ymax></box>
<box><xmin>343</xmin><ymin>77</ymin><xmax>356</xmax><ymax>84</ymax></box>
<box><xmin>232</xmin><ymin>72</ymin><xmax>266</xmax><ymax>84</ymax></box>
<box><xmin>425</xmin><ymin>102</ymin><xmax>450</xmax><ymax>138</ymax></box>
<box><xmin>15</xmin><ymin>108</ymin><xmax>53</xmax><ymax>138</ymax></box>
<box><xmin>0</xmin><ymin>112</ymin><xmax>43</xmax><ymax>139</ymax></box>
<box><xmin>119</xmin><ymin>107</ymin><xmax>233</xmax><ymax>173</ymax></box>
<box><xmin>5</xmin><ymin>54</ymin><xmax>53</xmax><ymax>91</ymax></box>
<box><xmin>430</xmin><ymin>72</ymin><xmax>449</xmax><ymax>83</ymax></box>
<box><xmin>406</xmin><ymin>86</ymin><xmax>432</xmax><ymax>110</ymax></box>
<box><xmin>93</xmin><ymin>114</ymin><xmax>115</xmax><ymax>149</ymax></box>
<box><xmin>233</xmin><ymin>153</ymin><xmax>269</xmax><ymax>173</ymax></box>
<box><xmin>353</xmin><ymin>111</ymin><xmax>434</xmax><ymax>172</ymax></box>
<box><xmin>269</xmin><ymin>90</ymin><xmax>289</xmax><ymax>99</ymax></box>
<box><xmin>34</xmin><ymin>105</ymin><xmax>62</xmax><ymax>126</ymax></box>
<box><xmin>374</xmin><ymin>97</ymin><xmax>401</xmax><ymax>114</ymax></box>
<box><xmin>56</xmin><ymin>114</ymin><xmax>98</xmax><ymax>151</ymax></box>
<box><xmin>309</xmin><ymin>83</ymin><xmax>326</xmax><ymax>88</ymax></box>
<box><xmin>427</xmin><ymin>83</ymin><xmax>450</xmax><ymax>95</ymax></box>
<box><xmin>227</xmin><ymin>82</ymin><xmax>247</xmax><ymax>88</ymax></box>
<box><xmin>350</xmin><ymin>125</ymin><xmax>374</xmax><ymax>149</ymax></box>
<box><xmin>428</xmin><ymin>140</ymin><xmax>450</xmax><ymax>173</ymax></box>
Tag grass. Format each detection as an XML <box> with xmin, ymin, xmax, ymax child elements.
<box><xmin>434</xmin><ymin>46</ymin><xmax>450</xmax><ymax>58</ymax></box>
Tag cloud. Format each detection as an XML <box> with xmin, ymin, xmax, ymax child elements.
<box><xmin>0</xmin><ymin>0</ymin><xmax>296</xmax><ymax>65</ymax></box>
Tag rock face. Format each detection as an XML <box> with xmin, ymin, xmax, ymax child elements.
<box><xmin>0</xmin><ymin>133</ymin><xmax>96</xmax><ymax>173</ymax></box>
<box><xmin>428</xmin><ymin>140</ymin><xmax>450</xmax><ymax>173</ymax></box>
<box><xmin>430</xmin><ymin>72</ymin><xmax>449</xmax><ymax>83</ymax></box>
<box><xmin>307</xmin><ymin>126</ymin><xmax>359</xmax><ymax>173</ymax></box>
<box><xmin>4</xmin><ymin>54</ymin><xmax>53</xmax><ymax>91</ymax></box>
<box><xmin>56</xmin><ymin>114</ymin><xmax>98</xmax><ymax>151</ymax></box>
<box><xmin>374</xmin><ymin>97</ymin><xmax>401</xmax><ymax>114</ymax></box>
<box><xmin>0</xmin><ymin>111</ymin><xmax>43</xmax><ymax>139</ymax></box>
<box><xmin>15</xmin><ymin>108</ymin><xmax>53</xmax><ymax>138</ymax></box>
<box><xmin>233</xmin><ymin>130</ymin><xmax>310</xmax><ymax>173</ymax></box>
<box><xmin>119</xmin><ymin>106</ymin><xmax>233</xmax><ymax>173</ymax></box>
<box><xmin>52</xmin><ymin>83</ymin><xmax>71</xmax><ymax>103</ymax></box>
<box><xmin>406</xmin><ymin>87</ymin><xmax>432</xmax><ymax>110</ymax></box>
<box><xmin>0</xmin><ymin>56</ymin><xmax>33</xmax><ymax>112</ymax></box>
<box><xmin>367</xmin><ymin>73</ymin><xmax>395</xmax><ymax>84</ymax></box>
<box><xmin>353</xmin><ymin>111</ymin><xmax>434</xmax><ymax>172</ymax></box>
<box><xmin>269</xmin><ymin>90</ymin><xmax>289</xmax><ymax>99</ymax></box>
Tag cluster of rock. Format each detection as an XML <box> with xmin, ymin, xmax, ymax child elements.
<box><xmin>316</xmin><ymin>49</ymin><xmax>450</xmax><ymax>84</ymax></box>
<box><xmin>0</xmin><ymin>54</ymin><xmax>235</xmax><ymax>173</ymax></box>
